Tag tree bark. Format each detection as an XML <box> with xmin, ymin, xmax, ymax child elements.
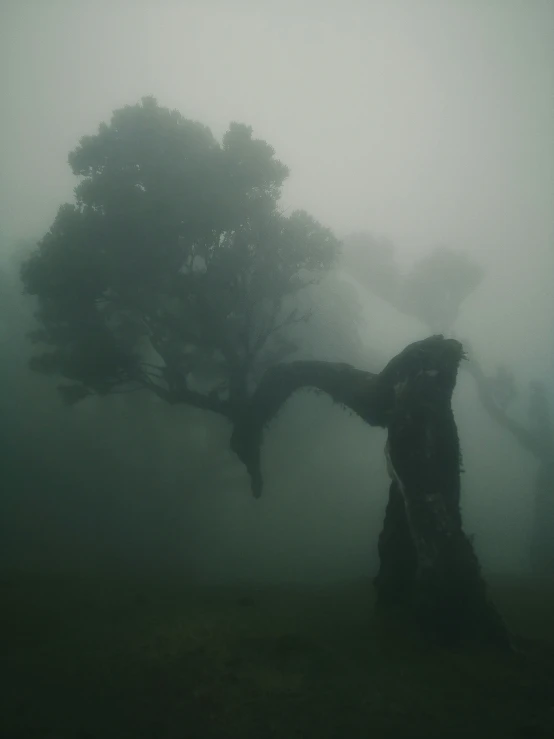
<box><xmin>381</xmin><ymin>366</ymin><xmax>509</xmax><ymax>647</ymax></box>
<box><xmin>231</xmin><ymin>335</ymin><xmax>512</xmax><ymax>648</ymax></box>
<box><xmin>373</xmin><ymin>480</ymin><xmax>417</xmax><ymax>607</ymax></box>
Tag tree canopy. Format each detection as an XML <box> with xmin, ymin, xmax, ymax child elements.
<box><xmin>21</xmin><ymin>97</ymin><xmax>341</xmax><ymax>417</ymax></box>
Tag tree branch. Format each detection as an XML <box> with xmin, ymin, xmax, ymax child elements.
<box><xmin>231</xmin><ymin>335</ymin><xmax>464</xmax><ymax>497</ymax></box>
<box><xmin>136</xmin><ymin>332</ymin><xmax>234</xmax><ymax>418</ymax></box>
<box><xmin>138</xmin><ymin>371</ymin><xmax>233</xmax><ymax>418</ymax></box>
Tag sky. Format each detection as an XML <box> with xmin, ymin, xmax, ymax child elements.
<box><xmin>0</xmin><ymin>0</ymin><xmax>553</xmax><ymax>576</ymax></box>
<box><xmin>1</xmin><ymin>0</ymin><xmax>553</xmax><ymax>372</ymax></box>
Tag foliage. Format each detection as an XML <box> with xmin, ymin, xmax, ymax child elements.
<box><xmin>342</xmin><ymin>231</ymin><xmax>484</xmax><ymax>333</ymax></box>
<box><xmin>21</xmin><ymin>97</ymin><xmax>341</xmax><ymax>417</ymax></box>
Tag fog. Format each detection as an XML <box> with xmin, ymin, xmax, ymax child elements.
<box><xmin>1</xmin><ymin>0</ymin><xmax>553</xmax><ymax>584</ymax></box>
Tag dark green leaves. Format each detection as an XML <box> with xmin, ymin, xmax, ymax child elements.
<box><xmin>21</xmin><ymin>97</ymin><xmax>341</xmax><ymax>411</ymax></box>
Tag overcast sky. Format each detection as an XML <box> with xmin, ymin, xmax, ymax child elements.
<box><xmin>1</xmin><ymin>0</ymin><xmax>553</xmax><ymax>372</ymax></box>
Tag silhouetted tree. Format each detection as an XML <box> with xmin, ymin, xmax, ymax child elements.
<box><xmin>21</xmin><ymin>97</ymin><xmax>340</xmax><ymax>419</ymax></box>
<box><xmin>232</xmin><ymin>335</ymin><xmax>511</xmax><ymax>648</ymax></box>
<box><xmin>18</xmin><ymin>103</ymin><xmax>513</xmax><ymax>647</ymax></box>
<box><xmin>8</xmin><ymin>103</ymin><xmax>368</xmax><ymax>576</ymax></box>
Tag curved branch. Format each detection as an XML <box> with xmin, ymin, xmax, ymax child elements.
<box><xmin>137</xmin><ymin>372</ymin><xmax>233</xmax><ymax>418</ymax></box>
<box><xmin>229</xmin><ymin>361</ymin><xmax>382</xmax><ymax>497</ymax></box>
<box><xmin>231</xmin><ymin>335</ymin><xmax>464</xmax><ymax>497</ymax></box>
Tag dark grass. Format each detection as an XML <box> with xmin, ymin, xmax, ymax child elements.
<box><xmin>1</xmin><ymin>572</ymin><xmax>554</xmax><ymax>738</ymax></box>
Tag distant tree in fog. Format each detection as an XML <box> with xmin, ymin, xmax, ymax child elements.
<box><xmin>21</xmin><ymin>97</ymin><xmax>343</xmax><ymax>420</ymax></box>
<box><xmin>400</xmin><ymin>247</ymin><xmax>483</xmax><ymax>333</ymax></box>
<box><xmin>342</xmin><ymin>231</ymin><xmax>483</xmax><ymax>333</ymax></box>
<box><xmin>6</xmin><ymin>102</ymin><xmax>365</xmax><ymax>575</ymax></box>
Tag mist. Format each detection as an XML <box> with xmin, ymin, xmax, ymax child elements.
<box><xmin>3</xmin><ymin>3</ymin><xmax>554</xmax><ymax>736</ymax></box>
<box><xmin>1</xmin><ymin>0</ymin><xmax>553</xmax><ymax>585</ymax></box>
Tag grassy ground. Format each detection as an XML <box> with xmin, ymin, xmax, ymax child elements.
<box><xmin>1</xmin><ymin>572</ymin><xmax>554</xmax><ymax>738</ymax></box>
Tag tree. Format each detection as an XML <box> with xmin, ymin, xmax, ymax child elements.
<box><xmin>16</xmin><ymin>98</ymin><xmax>374</xmax><ymax>577</ymax></box>
<box><xmin>21</xmin><ymin>97</ymin><xmax>340</xmax><ymax>418</ymax></box>
<box><xmin>343</xmin><ymin>231</ymin><xmax>554</xmax><ymax>576</ymax></box>
<box><xmin>20</xmin><ymin>102</ymin><xmax>513</xmax><ymax>647</ymax></box>
<box><xmin>231</xmin><ymin>335</ymin><xmax>511</xmax><ymax>648</ymax></box>
<box><xmin>342</xmin><ymin>232</ymin><xmax>483</xmax><ymax>333</ymax></box>
<box><xmin>400</xmin><ymin>246</ymin><xmax>483</xmax><ymax>333</ymax></box>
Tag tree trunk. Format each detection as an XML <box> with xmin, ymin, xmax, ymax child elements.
<box><xmin>231</xmin><ymin>335</ymin><xmax>512</xmax><ymax>648</ymax></box>
<box><xmin>379</xmin><ymin>369</ymin><xmax>510</xmax><ymax>647</ymax></box>
<box><xmin>373</xmin><ymin>480</ymin><xmax>417</xmax><ymax>607</ymax></box>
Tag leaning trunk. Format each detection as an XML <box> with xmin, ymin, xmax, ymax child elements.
<box><xmin>376</xmin><ymin>366</ymin><xmax>510</xmax><ymax>647</ymax></box>
<box><xmin>231</xmin><ymin>335</ymin><xmax>512</xmax><ymax>649</ymax></box>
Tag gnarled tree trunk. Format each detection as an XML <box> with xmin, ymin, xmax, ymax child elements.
<box><xmin>377</xmin><ymin>364</ymin><xmax>509</xmax><ymax>646</ymax></box>
<box><xmin>231</xmin><ymin>335</ymin><xmax>512</xmax><ymax>649</ymax></box>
